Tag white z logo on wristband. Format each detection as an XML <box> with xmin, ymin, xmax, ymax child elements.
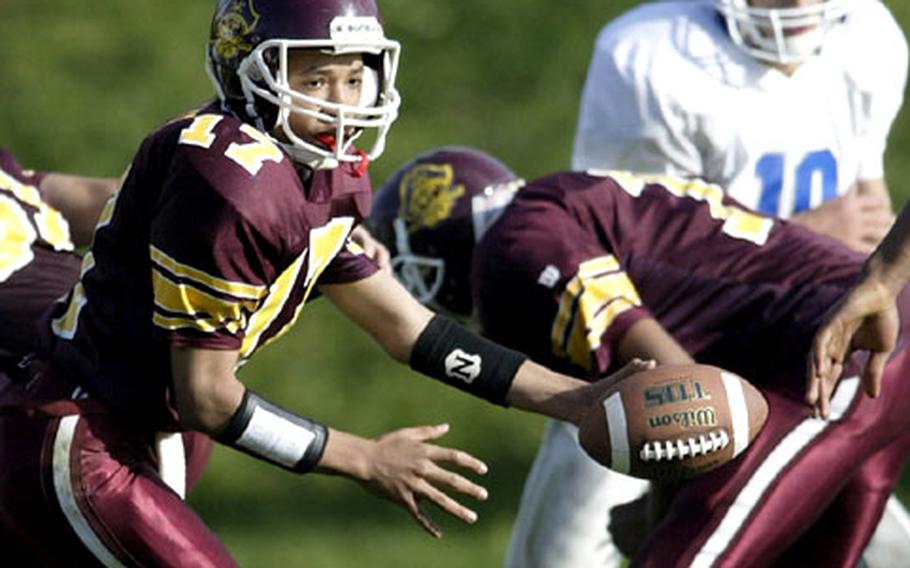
<box><xmin>445</xmin><ymin>349</ymin><xmax>482</xmax><ymax>384</ymax></box>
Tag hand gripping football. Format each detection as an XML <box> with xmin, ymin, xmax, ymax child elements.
<box><xmin>578</xmin><ymin>364</ymin><xmax>768</xmax><ymax>481</ymax></box>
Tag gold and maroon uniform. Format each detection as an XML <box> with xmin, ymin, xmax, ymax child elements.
<box><xmin>474</xmin><ymin>171</ymin><xmax>910</xmax><ymax>567</ymax></box>
<box><xmin>0</xmin><ymin>147</ymin><xmax>78</xmax><ymax>360</ymax></box>
<box><xmin>0</xmin><ymin>104</ymin><xmax>377</xmax><ymax>565</ymax></box>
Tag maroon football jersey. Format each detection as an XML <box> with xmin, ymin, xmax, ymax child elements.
<box><xmin>41</xmin><ymin>104</ymin><xmax>378</xmax><ymax>428</ymax></box>
<box><xmin>0</xmin><ymin>147</ymin><xmax>80</xmax><ymax>358</ymax></box>
<box><xmin>473</xmin><ymin>171</ymin><xmax>864</xmax><ymax>385</ymax></box>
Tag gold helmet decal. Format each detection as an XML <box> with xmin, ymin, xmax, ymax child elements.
<box><xmin>211</xmin><ymin>0</ymin><xmax>261</xmax><ymax>61</ymax></box>
<box><xmin>398</xmin><ymin>164</ymin><xmax>466</xmax><ymax>233</ymax></box>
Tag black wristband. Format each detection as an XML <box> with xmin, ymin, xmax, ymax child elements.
<box><xmin>215</xmin><ymin>389</ymin><xmax>328</xmax><ymax>473</ymax></box>
<box><xmin>409</xmin><ymin>315</ymin><xmax>527</xmax><ymax>406</ymax></box>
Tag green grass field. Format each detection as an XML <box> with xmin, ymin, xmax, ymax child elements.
<box><xmin>2</xmin><ymin>1</ymin><xmax>909</xmax><ymax>566</ymax></box>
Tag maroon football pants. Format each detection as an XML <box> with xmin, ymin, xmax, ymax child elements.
<box><xmin>633</xmin><ymin>348</ymin><xmax>910</xmax><ymax>568</ymax></box>
<box><xmin>0</xmin><ymin>366</ymin><xmax>229</xmax><ymax>567</ymax></box>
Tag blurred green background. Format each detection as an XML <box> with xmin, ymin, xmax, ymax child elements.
<box><xmin>1</xmin><ymin>1</ymin><xmax>909</xmax><ymax>566</ymax></box>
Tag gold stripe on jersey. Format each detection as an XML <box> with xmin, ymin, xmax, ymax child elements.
<box><xmin>93</xmin><ymin>165</ymin><xmax>129</xmax><ymax>234</ymax></box>
<box><xmin>550</xmin><ymin>255</ymin><xmax>642</xmax><ymax>370</ymax></box>
<box><xmin>302</xmin><ymin>217</ymin><xmax>355</xmax><ymax>303</ymax></box>
<box><xmin>0</xmin><ymin>194</ymin><xmax>37</xmax><ymax>282</ymax></box>
<box><xmin>605</xmin><ymin>171</ymin><xmax>774</xmax><ymax>246</ymax></box>
<box><xmin>51</xmin><ymin>252</ymin><xmax>95</xmax><ymax>340</ymax></box>
<box><xmin>240</xmin><ymin>249</ymin><xmax>308</xmax><ymax>361</ymax></box>
<box><xmin>551</xmin><ymin>256</ymin><xmax>619</xmax><ymax>345</ymax></box>
<box><xmin>33</xmin><ymin>206</ymin><xmax>72</xmax><ymax>252</ymax></box>
<box><xmin>150</xmin><ymin>245</ymin><xmax>267</xmax><ymax>302</ymax></box>
<box><xmin>0</xmin><ymin>169</ymin><xmax>74</xmax><ymax>252</ymax></box>
<box><xmin>0</xmin><ymin>169</ymin><xmax>42</xmax><ymax>208</ymax></box>
<box><xmin>151</xmin><ymin>269</ymin><xmax>257</xmax><ymax>334</ymax></box>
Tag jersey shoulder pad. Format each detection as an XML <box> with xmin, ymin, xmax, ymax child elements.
<box><xmin>170</xmin><ymin>113</ymin><xmax>305</xmax><ymax>223</ymax></box>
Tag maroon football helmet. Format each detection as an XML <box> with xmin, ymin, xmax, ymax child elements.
<box><xmin>206</xmin><ymin>0</ymin><xmax>401</xmax><ymax>169</ymax></box>
<box><xmin>369</xmin><ymin>146</ymin><xmax>523</xmax><ymax>319</ymax></box>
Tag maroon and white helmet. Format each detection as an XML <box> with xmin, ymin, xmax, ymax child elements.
<box><xmin>206</xmin><ymin>0</ymin><xmax>401</xmax><ymax>169</ymax></box>
<box><xmin>369</xmin><ymin>146</ymin><xmax>523</xmax><ymax>318</ymax></box>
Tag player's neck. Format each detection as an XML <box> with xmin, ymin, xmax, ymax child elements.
<box><xmin>768</xmin><ymin>61</ymin><xmax>801</xmax><ymax>77</ymax></box>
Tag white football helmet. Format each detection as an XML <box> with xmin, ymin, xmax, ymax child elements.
<box><xmin>715</xmin><ymin>0</ymin><xmax>852</xmax><ymax>65</ymax></box>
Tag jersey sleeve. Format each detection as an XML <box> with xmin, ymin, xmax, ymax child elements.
<box><xmin>149</xmin><ymin>167</ymin><xmax>273</xmax><ymax>351</ymax></box>
<box><xmin>477</xmin><ymin>204</ymin><xmax>652</xmax><ymax>378</ymax></box>
<box><xmin>571</xmin><ymin>24</ymin><xmax>702</xmax><ymax>177</ymax></box>
<box><xmin>316</xmin><ymin>235</ymin><xmax>379</xmax><ymax>285</ymax></box>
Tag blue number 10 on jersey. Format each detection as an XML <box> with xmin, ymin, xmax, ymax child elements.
<box><xmin>755</xmin><ymin>149</ymin><xmax>838</xmax><ymax>217</ymax></box>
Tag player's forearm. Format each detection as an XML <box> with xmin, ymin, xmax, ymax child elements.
<box><xmin>314</xmin><ymin>428</ymin><xmax>373</xmax><ymax>480</ymax></box>
<box><xmin>39</xmin><ymin>173</ymin><xmax>118</xmax><ymax>247</ymax></box>
<box><xmin>170</xmin><ymin>345</ymin><xmax>245</xmax><ymax>434</ymax></box>
<box><xmin>616</xmin><ymin>317</ymin><xmax>693</xmax><ymax>366</ymax></box>
<box><xmin>865</xmin><ymin>203</ymin><xmax>910</xmax><ymax>297</ymax></box>
<box><xmin>505</xmin><ymin>360</ymin><xmax>590</xmax><ymax>425</ymax></box>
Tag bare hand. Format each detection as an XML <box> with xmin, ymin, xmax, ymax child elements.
<box><xmin>360</xmin><ymin>424</ymin><xmax>488</xmax><ymax>537</ymax></box>
<box><xmin>806</xmin><ymin>281</ymin><xmax>900</xmax><ymax>418</ymax></box>
<box><xmin>351</xmin><ymin>225</ymin><xmax>391</xmax><ymax>270</ymax></box>
<box><xmin>568</xmin><ymin>358</ymin><xmax>657</xmax><ymax>425</ymax></box>
<box><xmin>790</xmin><ymin>187</ymin><xmax>894</xmax><ymax>253</ymax></box>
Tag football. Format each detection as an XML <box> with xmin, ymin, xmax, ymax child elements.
<box><xmin>578</xmin><ymin>363</ymin><xmax>768</xmax><ymax>481</ymax></box>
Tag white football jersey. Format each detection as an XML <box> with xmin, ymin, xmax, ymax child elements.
<box><xmin>572</xmin><ymin>0</ymin><xmax>907</xmax><ymax>218</ymax></box>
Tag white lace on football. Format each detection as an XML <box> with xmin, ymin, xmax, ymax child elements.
<box><xmin>640</xmin><ymin>430</ymin><xmax>730</xmax><ymax>463</ymax></box>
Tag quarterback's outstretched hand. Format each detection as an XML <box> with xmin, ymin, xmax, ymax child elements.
<box><xmin>807</xmin><ymin>280</ymin><xmax>900</xmax><ymax>418</ymax></box>
<box><xmin>358</xmin><ymin>423</ymin><xmax>488</xmax><ymax>538</ymax></box>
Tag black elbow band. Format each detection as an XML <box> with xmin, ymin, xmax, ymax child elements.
<box><xmin>409</xmin><ymin>315</ymin><xmax>527</xmax><ymax>406</ymax></box>
<box><xmin>215</xmin><ymin>389</ymin><xmax>328</xmax><ymax>474</ymax></box>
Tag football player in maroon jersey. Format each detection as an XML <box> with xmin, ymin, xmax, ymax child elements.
<box><xmin>0</xmin><ymin>145</ymin><xmax>225</xmax><ymax>550</ymax></box>
<box><xmin>369</xmin><ymin>145</ymin><xmax>910</xmax><ymax>567</ymax></box>
<box><xmin>0</xmin><ymin>146</ymin><xmax>116</xmax><ymax>362</ymax></box>
<box><xmin>0</xmin><ymin>2</ymin><xmax>646</xmax><ymax>565</ymax></box>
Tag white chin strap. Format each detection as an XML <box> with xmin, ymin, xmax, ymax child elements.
<box><xmin>716</xmin><ymin>0</ymin><xmax>851</xmax><ymax>65</ymax></box>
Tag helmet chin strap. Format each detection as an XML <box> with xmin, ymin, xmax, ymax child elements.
<box><xmin>277</xmin><ymin>139</ymin><xmax>340</xmax><ymax>170</ymax></box>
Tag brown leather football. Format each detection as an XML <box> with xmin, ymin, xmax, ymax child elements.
<box><xmin>578</xmin><ymin>364</ymin><xmax>768</xmax><ymax>481</ymax></box>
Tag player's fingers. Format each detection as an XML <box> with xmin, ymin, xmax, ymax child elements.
<box><xmin>427</xmin><ymin>445</ymin><xmax>488</xmax><ymax>476</ymax></box>
<box><xmin>820</xmin><ymin>358</ymin><xmax>843</xmax><ymax>419</ymax></box>
<box><xmin>422</xmin><ymin>462</ymin><xmax>488</xmax><ymax>501</ymax></box>
<box><xmin>847</xmin><ymin>238</ymin><xmax>876</xmax><ymax>254</ymax></box>
<box><xmin>805</xmin><ymin>372</ymin><xmax>820</xmax><ymax>406</ymax></box>
<box><xmin>864</xmin><ymin>352</ymin><xmax>888</xmax><ymax>398</ymax></box>
<box><xmin>372</xmin><ymin>242</ymin><xmax>392</xmax><ymax>271</ymax></box>
<box><xmin>404</xmin><ymin>493</ymin><xmax>442</xmax><ymax>538</ymax></box>
<box><xmin>807</xmin><ymin>330</ymin><xmax>834</xmax><ymax>402</ymax></box>
<box><xmin>860</xmin><ymin>220</ymin><xmax>895</xmax><ymax>244</ymax></box>
<box><xmin>597</xmin><ymin>359</ymin><xmax>656</xmax><ymax>393</ymax></box>
<box><xmin>399</xmin><ymin>423</ymin><xmax>451</xmax><ymax>442</ymax></box>
<box><xmin>854</xmin><ymin>189</ymin><xmax>890</xmax><ymax>208</ymax></box>
<box><xmin>417</xmin><ymin>481</ymin><xmax>479</xmax><ymax>526</ymax></box>
<box><xmin>614</xmin><ymin>358</ymin><xmax>657</xmax><ymax>381</ymax></box>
